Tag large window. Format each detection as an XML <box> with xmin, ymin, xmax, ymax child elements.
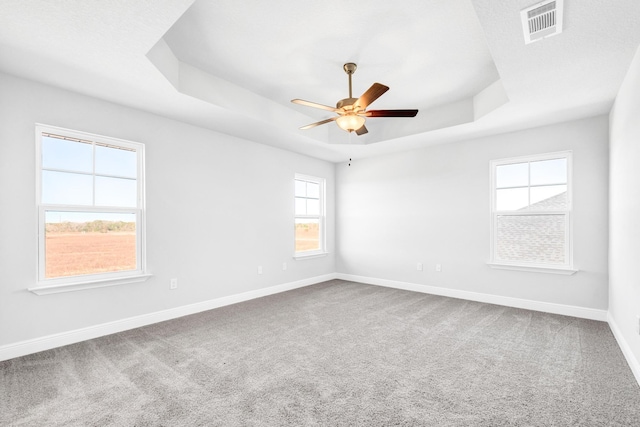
<box><xmin>294</xmin><ymin>174</ymin><xmax>325</xmax><ymax>257</ymax></box>
<box><xmin>34</xmin><ymin>125</ymin><xmax>147</xmax><ymax>293</ymax></box>
<box><xmin>490</xmin><ymin>151</ymin><xmax>573</xmax><ymax>272</ymax></box>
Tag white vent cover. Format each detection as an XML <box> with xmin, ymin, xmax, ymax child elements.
<box><xmin>520</xmin><ymin>0</ymin><xmax>564</xmax><ymax>44</ymax></box>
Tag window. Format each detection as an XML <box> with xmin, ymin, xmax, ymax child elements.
<box><xmin>33</xmin><ymin>125</ymin><xmax>148</xmax><ymax>294</ymax></box>
<box><xmin>489</xmin><ymin>151</ymin><xmax>574</xmax><ymax>273</ymax></box>
<box><xmin>294</xmin><ymin>174</ymin><xmax>325</xmax><ymax>257</ymax></box>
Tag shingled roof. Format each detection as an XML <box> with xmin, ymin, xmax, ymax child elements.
<box><xmin>496</xmin><ymin>192</ymin><xmax>567</xmax><ymax>264</ymax></box>
<box><xmin>520</xmin><ymin>191</ymin><xmax>567</xmax><ymax>211</ymax></box>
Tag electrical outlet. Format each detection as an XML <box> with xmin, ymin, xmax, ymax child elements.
<box><xmin>258</xmin><ymin>266</ymin><xmax>263</xmax><ymax>275</ymax></box>
<box><xmin>170</xmin><ymin>278</ymin><xmax>178</xmax><ymax>290</ymax></box>
<box><xmin>282</xmin><ymin>262</ymin><xmax>287</xmax><ymax>271</ymax></box>
<box><xmin>417</xmin><ymin>262</ymin><xmax>423</xmax><ymax>271</ymax></box>
<box><xmin>435</xmin><ymin>264</ymin><xmax>442</xmax><ymax>272</ymax></box>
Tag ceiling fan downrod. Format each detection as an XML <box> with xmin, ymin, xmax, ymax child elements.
<box><xmin>343</xmin><ymin>62</ymin><xmax>357</xmax><ymax>99</ymax></box>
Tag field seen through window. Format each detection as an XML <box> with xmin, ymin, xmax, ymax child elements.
<box><xmin>45</xmin><ymin>221</ymin><xmax>136</xmax><ymax>278</ymax></box>
<box><xmin>295</xmin><ymin>222</ymin><xmax>320</xmax><ymax>252</ymax></box>
<box><xmin>46</xmin><ymin>220</ymin><xmax>320</xmax><ymax>278</ymax></box>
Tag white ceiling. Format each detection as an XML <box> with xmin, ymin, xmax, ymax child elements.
<box><xmin>1</xmin><ymin>0</ymin><xmax>639</xmax><ymax>163</ymax></box>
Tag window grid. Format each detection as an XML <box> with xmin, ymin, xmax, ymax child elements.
<box><xmin>41</xmin><ymin>138</ymin><xmax>138</xmax><ymax>209</ymax></box>
<box><xmin>490</xmin><ymin>152</ymin><xmax>572</xmax><ymax>270</ymax></box>
<box><xmin>36</xmin><ymin>124</ymin><xmax>146</xmax><ymax>288</ymax></box>
<box><xmin>294</xmin><ymin>174</ymin><xmax>325</xmax><ymax>256</ymax></box>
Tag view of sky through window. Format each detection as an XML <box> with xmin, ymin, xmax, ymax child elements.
<box><xmin>42</xmin><ymin>135</ymin><xmax>138</xmax><ymax>223</ymax></box>
<box><xmin>496</xmin><ymin>158</ymin><xmax>567</xmax><ymax>211</ymax></box>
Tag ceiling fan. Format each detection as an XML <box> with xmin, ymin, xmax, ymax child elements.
<box><xmin>291</xmin><ymin>63</ymin><xmax>418</xmax><ymax>136</ymax></box>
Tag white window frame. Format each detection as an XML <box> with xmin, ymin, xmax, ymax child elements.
<box><xmin>488</xmin><ymin>151</ymin><xmax>576</xmax><ymax>275</ymax></box>
<box><xmin>294</xmin><ymin>173</ymin><xmax>327</xmax><ymax>259</ymax></box>
<box><xmin>30</xmin><ymin>124</ymin><xmax>150</xmax><ymax>295</ymax></box>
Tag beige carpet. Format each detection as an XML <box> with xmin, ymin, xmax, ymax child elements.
<box><xmin>1</xmin><ymin>279</ymin><xmax>639</xmax><ymax>426</ymax></box>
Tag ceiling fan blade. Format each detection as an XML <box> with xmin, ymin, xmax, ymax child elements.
<box><xmin>364</xmin><ymin>109</ymin><xmax>418</xmax><ymax>117</ymax></box>
<box><xmin>355</xmin><ymin>125</ymin><xmax>368</xmax><ymax>136</ymax></box>
<box><xmin>291</xmin><ymin>99</ymin><xmax>338</xmax><ymax>112</ymax></box>
<box><xmin>299</xmin><ymin>117</ymin><xmax>338</xmax><ymax>130</ymax></box>
<box><xmin>356</xmin><ymin>83</ymin><xmax>389</xmax><ymax>109</ymax></box>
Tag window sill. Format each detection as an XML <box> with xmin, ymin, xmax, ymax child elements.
<box><xmin>294</xmin><ymin>252</ymin><xmax>329</xmax><ymax>260</ymax></box>
<box><xmin>487</xmin><ymin>263</ymin><xmax>577</xmax><ymax>275</ymax></box>
<box><xmin>29</xmin><ymin>273</ymin><xmax>153</xmax><ymax>295</ymax></box>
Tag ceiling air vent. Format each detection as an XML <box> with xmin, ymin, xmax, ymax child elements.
<box><xmin>520</xmin><ymin>0</ymin><xmax>563</xmax><ymax>44</ymax></box>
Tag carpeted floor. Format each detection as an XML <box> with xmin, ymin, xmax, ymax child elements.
<box><xmin>1</xmin><ymin>279</ymin><xmax>639</xmax><ymax>426</ymax></box>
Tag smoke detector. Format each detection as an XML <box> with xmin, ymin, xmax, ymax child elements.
<box><xmin>520</xmin><ymin>0</ymin><xmax>564</xmax><ymax>44</ymax></box>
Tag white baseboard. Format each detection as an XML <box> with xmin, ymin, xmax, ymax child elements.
<box><xmin>607</xmin><ymin>313</ymin><xmax>640</xmax><ymax>387</ymax></box>
<box><xmin>336</xmin><ymin>273</ymin><xmax>608</xmax><ymax>321</ymax></box>
<box><xmin>0</xmin><ymin>273</ymin><xmax>337</xmax><ymax>362</ymax></box>
<box><xmin>0</xmin><ymin>272</ymin><xmax>611</xmax><ymax>362</ymax></box>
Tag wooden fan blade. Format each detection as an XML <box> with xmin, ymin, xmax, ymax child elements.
<box><xmin>364</xmin><ymin>109</ymin><xmax>418</xmax><ymax>117</ymax></box>
<box><xmin>291</xmin><ymin>99</ymin><xmax>338</xmax><ymax>112</ymax></box>
<box><xmin>355</xmin><ymin>125</ymin><xmax>368</xmax><ymax>136</ymax></box>
<box><xmin>356</xmin><ymin>83</ymin><xmax>389</xmax><ymax>109</ymax></box>
<box><xmin>300</xmin><ymin>116</ymin><xmax>338</xmax><ymax>130</ymax></box>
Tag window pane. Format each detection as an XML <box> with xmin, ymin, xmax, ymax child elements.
<box><xmin>44</xmin><ymin>211</ymin><xmax>137</xmax><ymax>278</ymax></box>
<box><xmin>41</xmin><ymin>136</ymin><xmax>92</xmax><ymax>173</ymax></box>
<box><xmin>295</xmin><ymin>197</ymin><xmax>306</xmax><ymax>215</ymax></box>
<box><xmin>496</xmin><ymin>163</ymin><xmax>528</xmax><ymax>188</ymax></box>
<box><xmin>496</xmin><ymin>214</ymin><xmax>565</xmax><ymax>264</ymax></box>
<box><xmin>95</xmin><ymin>145</ymin><xmax>137</xmax><ymax>178</ymax></box>
<box><xmin>295</xmin><ymin>219</ymin><xmax>319</xmax><ymax>252</ymax></box>
<box><xmin>530</xmin><ymin>158</ymin><xmax>566</xmax><ymax>186</ymax></box>
<box><xmin>306</xmin><ymin>182</ymin><xmax>319</xmax><ymax>199</ymax></box>
<box><xmin>529</xmin><ymin>185</ymin><xmax>567</xmax><ymax>210</ymax></box>
<box><xmin>42</xmin><ymin>170</ymin><xmax>93</xmax><ymax>205</ymax></box>
<box><xmin>295</xmin><ymin>180</ymin><xmax>307</xmax><ymax>197</ymax></box>
<box><xmin>306</xmin><ymin>199</ymin><xmax>320</xmax><ymax>215</ymax></box>
<box><xmin>496</xmin><ymin>188</ymin><xmax>528</xmax><ymax>211</ymax></box>
<box><xmin>95</xmin><ymin>176</ymin><xmax>137</xmax><ymax>207</ymax></box>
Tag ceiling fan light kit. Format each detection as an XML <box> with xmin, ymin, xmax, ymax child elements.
<box><xmin>291</xmin><ymin>63</ymin><xmax>418</xmax><ymax>136</ymax></box>
<box><xmin>336</xmin><ymin>114</ymin><xmax>366</xmax><ymax>133</ymax></box>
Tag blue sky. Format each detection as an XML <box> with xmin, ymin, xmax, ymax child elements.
<box><xmin>42</xmin><ymin>136</ymin><xmax>138</xmax><ymax>223</ymax></box>
<box><xmin>496</xmin><ymin>158</ymin><xmax>567</xmax><ymax>211</ymax></box>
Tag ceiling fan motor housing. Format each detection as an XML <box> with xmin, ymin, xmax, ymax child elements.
<box><xmin>337</xmin><ymin>98</ymin><xmax>360</xmax><ymax>111</ymax></box>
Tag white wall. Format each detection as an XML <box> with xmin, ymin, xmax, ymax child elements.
<box><xmin>609</xmin><ymin>45</ymin><xmax>640</xmax><ymax>376</ymax></box>
<box><xmin>0</xmin><ymin>68</ymin><xmax>616</xmax><ymax>355</ymax></box>
<box><xmin>336</xmin><ymin>116</ymin><xmax>609</xmax><ymax>310</ymax></box>
<box><xmin>0</xmin><ymin>72</ymin><xmax>335</xmax><ymax>347</ymax></box>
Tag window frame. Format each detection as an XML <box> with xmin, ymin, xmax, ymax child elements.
<box><xmin>294</xmin><ymin>173</ymin><xmax>326</xmax><ymax>259</ymax></box>
<box><xmin>31</xmin><ymin>124</ymin><xmax>150</xmax><ymax>295</ymax></box>
<box><xmin>488</xmin><ymin>151</ymin><xmax>576</xmax><ymax>274</ymax></box>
